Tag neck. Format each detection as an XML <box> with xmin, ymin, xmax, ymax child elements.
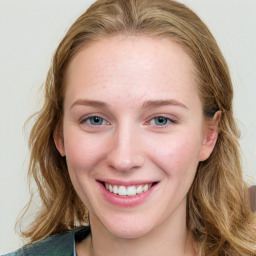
<box><xmin>77</xmin><ymin>204</ymin><xmax>197</xmax><ymax>256</ymax></box>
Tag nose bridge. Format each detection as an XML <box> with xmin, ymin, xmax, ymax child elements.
<box><xmin>107</xmin><ymin>120</ymin><xmax>144</xmax><ymax>171</ymax></box>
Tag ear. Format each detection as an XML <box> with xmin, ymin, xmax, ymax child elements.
<box><xmin>198</xmin><ymin>111</ymin><xmax>221</xmax><ymax>161</ymax></box>
<box><xmin>53</xmin><ymin>124</ymin><xmax>65</xmax><ymax>157</ymax></box>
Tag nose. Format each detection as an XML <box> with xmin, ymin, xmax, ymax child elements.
<box><xmin>106</xmin><ymin>125</ymin><xmax>144</xmax><ymax>172</ymax></box>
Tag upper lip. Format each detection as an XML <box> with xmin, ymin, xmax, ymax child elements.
<box><xmin>97</xmin><ymin>179</ymin><xmax>159</xmax><ymax>186</ymax></box>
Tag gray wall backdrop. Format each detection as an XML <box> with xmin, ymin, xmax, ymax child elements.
<box><xmin>0</xmin><ymin>0</ymin><xmax>255</xmax><ymax>254</ymax></box>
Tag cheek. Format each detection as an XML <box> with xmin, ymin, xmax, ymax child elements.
<box><xmin>62</xmin><ymin>130</ymin><xmax>107</xmax><ymax>210</ymax></box>
<box><xmin>63</xmin><ymin>129</ymin><xmax>107</xmax><ymax>173</ymax></box>
<box><xmin>148</xmin><ymin>131</ymin><xmax>202</xmax><ymax>175</ymax></box>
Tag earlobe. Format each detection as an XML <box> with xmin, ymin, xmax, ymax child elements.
<box><xmin>199</xmin><ymin>111</ymin><xmax>221</xmax><ymax>161</ymax></box>
<box><xmin>53</xmin><ymin>126</ymin><xmax>65</xmax><ymax>157</ymax></box>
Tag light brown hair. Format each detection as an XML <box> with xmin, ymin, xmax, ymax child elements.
<box><xmin>18</xmin><ymin>0</ymin><xmax>256</xmax><ymax>255</ymax></box>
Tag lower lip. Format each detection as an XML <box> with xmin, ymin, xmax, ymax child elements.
<box><xmin>98</xmin><ymin>182</ymin><xmax>158</xmax><ymax>208</ymax></box>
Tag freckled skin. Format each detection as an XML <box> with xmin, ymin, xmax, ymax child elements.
<box><xmin>55</xmin><ymin>36</ymin><xmax>216</xmax><ymax>243</ymax></box>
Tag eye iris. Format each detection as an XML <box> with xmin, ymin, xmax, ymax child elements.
<box><xmin>155</xmin><ymin>117</ymin><xmax>168</xmax><ymax>126</ymax></box>
<box><xmin>90</xmin><ymin>116</ymin><xmax>103</xmax><ymax>125</ymax></box>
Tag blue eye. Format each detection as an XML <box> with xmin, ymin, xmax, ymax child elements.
<box><xmin>82</xmin><ymin>116</ymin><xmax>106</xmax><ymax>126</ymax></box>
<box><xmin>150</xmin><ymin>116</ymin><xmax>173</xmax><ymax>126</ymax></box>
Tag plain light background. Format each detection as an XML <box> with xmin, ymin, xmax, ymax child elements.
<box><xmin>0</xmin><ymin>0</ymin><xmax>255</xmax><ymax>254</ymax></box>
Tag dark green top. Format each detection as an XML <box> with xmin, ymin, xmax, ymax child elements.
<box><xmin>3</xmin><ymin>226</ymin><xmax>90</xmax><ymax>256</ymax></box>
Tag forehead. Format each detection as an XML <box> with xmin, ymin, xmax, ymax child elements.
<box><xmin>64</xmin><ymin>36</ymin><xmax>200</xmax><ymax>110</ymax></box>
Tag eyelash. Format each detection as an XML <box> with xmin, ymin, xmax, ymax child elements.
<box><xmin>79</xmin><ymin>115</ymin><xmax>110</xmax><ymax>126</ymax></box>
<box><xmin>145</xmin><ymin>116</ymin><xmax>178</xmax><ymax>128</ymax></box>
<box><xmin>79</xmin><ymin>115</ymin><xmax>177</xmax><ymax>128</ymax></box>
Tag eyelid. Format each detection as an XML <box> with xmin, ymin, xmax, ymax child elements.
<box><xmin>144</xmin><ymin>114</ymin><xmax>178</xmax><ymax>127</ymax></box>
<box><xmin>79</xmin><ymin>114</ymin><xmax>111</xmax><ymax>126</ymax></box>
<box><xmin>78</xmin><ymin>113</ymin><xmax>178</xmax><ymax>128</ymax></box>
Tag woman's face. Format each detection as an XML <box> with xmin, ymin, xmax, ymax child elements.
<box><xmin>55</xmin><ymin>36</ymin><xmax>218</xmax><ymax>239</ymax></box>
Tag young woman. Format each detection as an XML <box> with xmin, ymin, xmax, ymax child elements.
<box><xmin>5</xmin><ymin>0</ymin><xmax>256</xmax><ymax>255</ymax></box>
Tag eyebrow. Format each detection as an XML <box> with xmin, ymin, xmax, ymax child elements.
<box><xmin>141</xmin><ymin>99</ymin><xmax>189</xmax><ymax>110</ymax></box>
<box><xmin>71</xmin><ymin>99</ymin><xmax>107</xmax><ymax>109</ymax></box>
<box><xmin>70</xmin><ymin>99</ymin><xmax>188</xmax><ymax>110</ymax></box>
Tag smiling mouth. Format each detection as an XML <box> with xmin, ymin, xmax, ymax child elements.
<box><xmin>103</xmin><ymin>182</ymin><xmax>157</xmax><ymax>197</ymax></box>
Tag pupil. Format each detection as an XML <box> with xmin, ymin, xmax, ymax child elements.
<box><xmin>89</xmin><ymin>116</ymin><xmax>103</xmax><ymax>125</ymax></box>
<box><xmin>158</xmin><ymin>117</ymin><xmax>164</xmax><ymax>123</ymax></box>
<box><xmin>156</xmin><ymin>117</ymin><xmax>167</xmax><ymax>125</ymax></box>
<box><xmin>94</xmin><ymin>117</ymin><xmax>100</xmax><ymax>123</ymax></box>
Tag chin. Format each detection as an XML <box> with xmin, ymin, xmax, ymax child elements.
<box><xmin>102</xmin><ymin>215</ymin><xmax>154</xmax><ymax>239</ymax></box>
<box><xmin>110</xmin><ymin>227</ymin><xmax>150</xmax><ymax>240</ymax></box>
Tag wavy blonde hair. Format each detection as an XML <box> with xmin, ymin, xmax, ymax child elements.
<box><xmin>18</xmin><ymin>0</ymin><xmax>256</xmax><ymax>255</ymax></box>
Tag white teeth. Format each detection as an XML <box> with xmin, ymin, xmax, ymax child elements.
<box><xmin>118</xmin><ymin>186</ymin><xmax>126</xmax><ymax>196</ymax></box>
<box><xmin>143</xmin><ymin>184</ymin><xmax>149</xmax><ymax>192</ymax></box>
<box><xmin>113</xmin><ymin>185</ymin><xmax>118</xmax><ymax>194</ymax></box>
<box><xmin>136</xmin><ymin>185</ymin><xmax>143</xmax><ymax>194</ymax></box>
<box><xmin>104</xmin><ymin>183</ymin><xmax>153</xmax><ymax>196</ymax></box>
<box><xmin>127</xmin><ymin>186</ymin><xmax>137</xmax><ymax>196</ymax></box>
